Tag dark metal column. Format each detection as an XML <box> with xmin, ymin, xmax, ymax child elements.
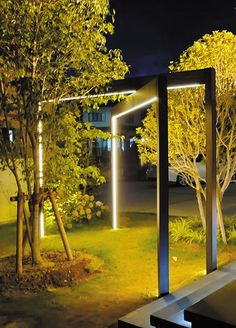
<box><xmin>205</xmin><ymin>69</ymin><xmax>217</xmax><ymax>273</ymax></box>
<box><xmin>156</xmin><ymin>76</ymin><xmax>169</xmax><ymax>296</ymax></box>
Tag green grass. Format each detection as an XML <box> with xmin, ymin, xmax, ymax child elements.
<box><xmin>0</xmin><ymin>213</ymin><xmax>236</xmax><ymax>328</ymax></box>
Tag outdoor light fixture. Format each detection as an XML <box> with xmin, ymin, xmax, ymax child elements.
<box><xmin>111</xmin><ymin>85</ymin><xmax>203</xmax><ymax>231</ymax></box>
<box><xmin>111</xmin><ymin>116</ymin><xmax>118</xmax><ymax>229</ymax></box>
<box><xmin>167</xmin><ymin>83</ymin><xmax>201</xmax><ymax>90</ymax></box>
<box><xmin>38</xmin><ymin>89</ymin><xmax>136</xmax><ymax>237</ymax></box>
<box><xmin>43</xmin><ymin>90</ymin><xmax>137</xmax><ymax>104</ymax></box>
<box><xmin>111</xmin><ymin>97</ymin><xmax>157</xmax><ymax>229</ymax></box>
<box><xmin>112</xmin><ymin>97</ymin><xmax>157</xmax><ymax>119</ymax></box>
<box><xmin>38</xmin><ymin>103</ymin><xmax>45</xmax><ymax>237</ymax></box>
<box><xmin>111</xmin><ymin>69</ymin><xmax>216</xmax><ymax>297</ymax></box>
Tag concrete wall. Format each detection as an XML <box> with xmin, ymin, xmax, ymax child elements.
<box><xmin>0</xmin><ymin>168</ymin><xmax>17</xmax><ymax>223</ymax></box>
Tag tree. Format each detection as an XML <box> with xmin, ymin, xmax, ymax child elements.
<box><xmin>136</xmin><ymin>31</ymin><xmax>236</xmax><ymax>243</ymax></box>
<box><xmin>43</xmin><ymin>101</ymin><xmax>110</xmax><ymax>205</ymax></box>
<box><xmin>0</xmin><ymin>0</ymin><xmax>128</xmax><ymax>272</ymax></box>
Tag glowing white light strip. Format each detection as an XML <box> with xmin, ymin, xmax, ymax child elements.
<box><xmin>111</xmin><ymin>96</ymin><xmax>157</xmax><ymax>230</ymax></box>
<box><xmin>38</xmin><ymin>103</ymin><xmax>44</xmax><ymax>237</ymax></box>
<box><xmin>167</xmin><ymin>83</ymin><xmax>201</xmax><ymax>90</ymax></box>
<box><xmin>39</xmin><ymin>89</ymin><xmax>136</xmax><ymax>236</ymax></box>
<box><xmin>114</xmin><ymin>97</ymin><xmax>158</xmax><ymax>119</ymax></box>
<box><xmin>111</xmin><ymin>82</ymin><xmax>203</xmax><ymax>230</ymax></box>
<box><xmin>43</xmin><ymin>90</ymin><xmax>136</xmax><ymax>103</ymax></box>
<box><xmin>111</xmin><ymin>116</ymin><xmax>118</xmax><ymax>229</ymax></box>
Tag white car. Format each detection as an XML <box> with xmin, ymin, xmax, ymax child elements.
<box><xmin>146</xmin><ymin>162</ymin><xmax>236</xmax><ymax>186</ymax></box>
<box><xmin>145</xmin><ymin>162</ymin><xmax>206</xmax><ymax>186</ymax></box>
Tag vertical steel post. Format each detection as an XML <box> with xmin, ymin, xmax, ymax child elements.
<box><xmin>157</xmin><ymin>76</ymin><xmax>169</xmax><ymax>296</ymax></box>
<box><xmin>205</xmin><ymin>69</ymin><xmax>217</xmax><ymax>273</ymax></box>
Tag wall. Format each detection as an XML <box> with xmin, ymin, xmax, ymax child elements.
<box><xmin>0</xmin><ymin>168</ymin><xmax>17</xmax><ymax>223</ymax></box>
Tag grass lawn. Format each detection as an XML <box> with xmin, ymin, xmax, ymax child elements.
<box><xmin>0</xmin><ymin>213</ymin><xmax>236</xmax><ymax>327</ymax></box>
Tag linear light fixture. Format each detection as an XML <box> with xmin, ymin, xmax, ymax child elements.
<box><xmin>167</xmin><ymin>83</ymin><xmax>201</xmax><ymax>90</ymax></box>
<box><xmin>111</xmin><ymin>83</ymin><xmax>201</xmax><ymax>229</ymax></box>
<box><xmin>111</xmin><ymin>83</ymin><xmax>203</xmax><ymax>231</ymax></box>
<box><xmin>111</xmin><ymin>116</ymin><xmax>118</xmax><ymax>229</ymax></box>
<box><xmin>111</xmin><ymin>96</ymin><xmax>157</xmax><ymax>229</ymax></box>
<box><xmin>43</xmin><ymin>90</ymin><xmax>137</xmax><ymax>104</ymax></box>
<box><xmin>39</xmin><ymin>89</ymin><xmax>136</xmax><ymax>237</ymax></box>
<box><xmin>113</xmin><ymin>97</ymin><xmax>157</xmax><ymax>119</ymax></box>
<box><xmin>38</xmin><ymin>103</ymin><xmax>44</xmax><ymax>237</ymax></box>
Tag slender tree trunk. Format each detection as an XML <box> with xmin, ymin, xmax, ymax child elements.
<box><xmin>216</xmin><ymin>195</ymin><xmax>227</xmax><ymax>244</ymax></box>
<box><xmin>16</xmin><ymin>193</ymin><xmax>24</xmax><ymax>276</ymax></box>
<box><xmin>49</xmin><ymin>190</ymin><xmax>73</xmax><ymax>261</ymax></box>
<box><xmin>196</xmin><ymin>188</ymin><xmax>206</xmax><ymax>231</ymax></box>
<box><xmin>22</xmin><ymin>201</ymin><xmax>33</xmax><ymax>256</ymax></box>
<box><xmin>22</xmin><ymin>200</ymin><xmax>33</xmax><ymax>253</ymax></box>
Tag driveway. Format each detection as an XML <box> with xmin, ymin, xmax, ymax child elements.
<box><xmin>96</xmin><ymin>180</ymin><xmax>236</xmax><ymax>217</ymax></box>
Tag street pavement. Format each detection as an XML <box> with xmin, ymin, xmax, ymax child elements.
<box><xmin>96</xmin><ymin>180</ymin><xmax>236</xmax><ymax>217</ymax></box>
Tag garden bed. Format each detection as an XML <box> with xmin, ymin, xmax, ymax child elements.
<box><xmin>0</xmin><ymin>250</ymin><xmax>103</xmax><ymax>294</ymax></box>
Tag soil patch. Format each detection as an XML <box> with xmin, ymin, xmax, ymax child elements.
<box><xmin>0</xmin><ymin>250</ymin><xmax>103</xmax><ymax>294</ymax></box>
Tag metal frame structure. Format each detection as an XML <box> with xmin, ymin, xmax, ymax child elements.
<box><xmin>111</xmin><ymin>68</ymin><xmax>216</xmax><ymax>296</ymax></box>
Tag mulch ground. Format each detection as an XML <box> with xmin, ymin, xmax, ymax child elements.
<box><xmin>0</xmin><ymin>250</ymin><xmax>101</xmax><ymax>293</ymax></box>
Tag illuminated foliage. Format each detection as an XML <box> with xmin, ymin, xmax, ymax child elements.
<box><xmin>136</xmin><ymin>31</ymin><xmax>236</xmax><ymax>243</ymax></box>
<box><xmin>0</xmin><ymin>0</ymin><xmax>128</xmax><ymax>267</ymax></box>
<box><xmin>44</xmin><ymin>191</ymin><xmax>108</xmax><ymax>230</ymax></box>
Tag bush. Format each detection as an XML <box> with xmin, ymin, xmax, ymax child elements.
<box><xmin>44</xmin><ymin>190</ymin><xmax>109</xmax><ymax>229</ymax></box>
<box><xmin>169</xmin><ymin>216</ymin><xmax>236</xmax><ymax>245</ymax></box>
<box><xmin>169</xmin><ymin>218</ymin><xmax>206</xmax><ymax>244</ymax></box>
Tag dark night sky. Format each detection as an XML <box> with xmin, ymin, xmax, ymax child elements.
<box><xmin>107</xmin><ymin>1</ymin><xmax>236</xmax><ymax>77</ymax></box>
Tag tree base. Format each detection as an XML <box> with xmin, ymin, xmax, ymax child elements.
<box><xmin>0</xmin><ymin>250</ymin><xmax>103</xmax><ymax>294</ymax></box>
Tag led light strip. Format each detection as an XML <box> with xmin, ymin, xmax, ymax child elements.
<box><xmin>111</xmin><ymin>97</ymin><xmax>158</xmax><ymax>229</ymax></box>
<box><xmin>43</xmin><ymin>90</ymin><xmax>137</xmax><ymax>104</ymax></box>
<box><xmin>114</xmin><ymin>97</ymin><xmax>158</xmax><ymax>119</ymax></box>
<box><xmin>111</xmin><ymin>82</ymin><xmax>203</xmax><ymax>230</ymax></box>
<box><xmin>38</xmin><ymin>103</ymin><xmax>44</xmax><ymax>237</ymax></box>
<box><xmin>167</xmin><ymin>83</ymin><xmax>201</xmax><ymax>90</ymax></box>
<box><xmin>111</xmin><ymin>116</ymin><xmax>118</xmax><ymax>229</ymax></box>
<box><xmin>39</xmin><ymin>89</ymin><xmax>136</xmax><ymax>237</ymax></box>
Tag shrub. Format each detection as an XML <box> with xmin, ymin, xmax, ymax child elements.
<box><xmin>227</xmin><ymin>229</ymin><xmax>236</xmax><ymax>244</ymax></box>
<box><xmin>44</xmin><ymin>190</ymin><xmax>109</xmax><ymax>229</ymax></box>
<box><xmin>169</xmin><ymin>217</ymin><xmax>206</xmax><ymax>244</ymax></box>
<box><xmin>169</xmin><ymin>216</ymin><xmax>236</xmax><ymax>245</ymax></box>
<box><xmin>169</xmin><ymin>218</ymin><xmax>193</xmax><ymax>243</ymax></box>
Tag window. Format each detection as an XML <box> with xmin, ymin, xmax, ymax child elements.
<box><xmin>9</xmin><ymin>130</ymin><xmax>14</xmax><ymax>143</ymax></box>
<box><xmin>1</xmin><ymin>128</ymin><xmax>14</xmax><ymax>143</ymax></box>
<box><xmin>88</xmin><ymin>112</ymin><xmax>106</xmax><ymax>122</ymax></box>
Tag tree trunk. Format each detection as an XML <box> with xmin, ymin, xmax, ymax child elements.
<box><xmin>16</xmin><ymin>194</ymin><xmax>24</xmax><ymax>276</ymax></box>
<box><xmin>22</xmin><ymin>200</ymin><xmax>33</xmax><ymax>254</ymax></box>
<box><xmin>196</xmin><ymin>188</ymin><xmax>206</xmax><ymax>231</ymax></box>
<box><xmin>49</xmin><ymin>190</ymin><xmax>73</xmax><ymax>261</ymax></box>
<box><xmin>22</xmin><ymin>201</ymin><xmax>33</xmax><ymax>256</ymax></box>
<box><xmin>216</xmin><ymin>196</ymin><xmax>227</xmax><ymax>244</ymax></box>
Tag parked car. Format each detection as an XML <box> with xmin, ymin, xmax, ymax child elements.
<box><xmin>146</xmin><ymin>161</ymin><xmax>236</xmax><ymax>186</ymax></box>
<box><xmin>145</xmin><ymin>163</ymin><xmax>205</xmax><ymax>186</ymax></box>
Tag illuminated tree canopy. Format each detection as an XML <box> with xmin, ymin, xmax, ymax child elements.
<box><xmin>136</xmin><ymin>31</ymin><xmax>236</xmax><ymax>243</ymax></box>
<box><xmin>0</xmin><ymin>0</ymin><xmax>128</xmax><ymax>270</ymax></box>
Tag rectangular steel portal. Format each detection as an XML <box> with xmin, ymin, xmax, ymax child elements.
<box><xmin>111</xmin><ymin>68</ymin><xmax>216</xmax><ymax>297</ymax></box>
